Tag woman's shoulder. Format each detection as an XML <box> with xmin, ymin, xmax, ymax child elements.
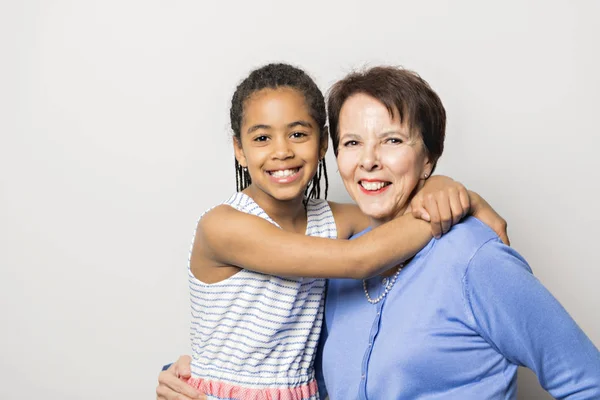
<box><xmin>327</xmin><ymin>201</ymin><xmax>370</xmax><ymax>239</ymax></box>
<box><xmin>443</xmin><ymin>216</ymin><xmax>500</xmax><ymax>247</ymax></box>
<box><xmin>433</xmin><ymin>217</ymin><xmax>530</xmax><ymax>276</ymax></box>
<box><xmin>430</xmin><ymin>217</ymin><xmax>505</xmax><ymax>267</ymax></box>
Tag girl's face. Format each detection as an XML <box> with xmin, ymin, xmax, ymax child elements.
<box><xmin>336</xmin><ymin>93</ymin><xmax>431</xmax><ymax>225</ymax></box>
<box><xmin>234</xmin><ymin>87</ymin><xmax>327</xmax><ymax>202</ymax></box>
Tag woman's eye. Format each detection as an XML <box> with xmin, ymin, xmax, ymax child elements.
<box><xmin>386</xmin><ymin>138</ymin><xmax>403</xmax><ymax>144</ymax></box>
<box><xmin>254</xmin><ymin>135</ymin><xmax>269</xmax><ymax>142</ymax></box>
<box><xmin>290</xmin><ymin>132</ymin><xmax>307</xmax><ymax>139</ymax></box>
<box><xmin>343</xmin><ymin>140</ymin><xmax>359</xmax><ymax>147</ymax></box>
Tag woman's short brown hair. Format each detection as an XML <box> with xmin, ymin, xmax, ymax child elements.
<box><xmin>327</xmin><ymin>66</ymin><xmax>446</xmax><ymax>172</ymax></box>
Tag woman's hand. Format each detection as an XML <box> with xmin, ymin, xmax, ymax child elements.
<box><xmin>156</xmin><ymin>355</ymin><xmax>205</xmax><ymax>400</ymax></box>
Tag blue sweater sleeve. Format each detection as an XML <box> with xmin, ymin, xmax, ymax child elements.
<box><xmin>464</xmin><ymin>239</ymin><xmax>600</xmax><ymax>399</ymax></box>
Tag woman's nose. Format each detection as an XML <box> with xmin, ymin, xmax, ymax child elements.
<box><xmin>360</xmin><ymin>144</ymin><xmax>380</xmax><ymax>171</ymax></box>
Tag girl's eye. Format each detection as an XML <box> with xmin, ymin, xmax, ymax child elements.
<box><xmin>386</xmin><ymin>138</ymin><xmax>403</xmax><ymax>144</ymax></box>
<box><xmin>254</xmin><ymin>135</ymin><xmax>269</xmax><ymax>142</ymax></box>
<box><xmin>343</xmin><ymin>140</ymin><xmax>359</xmax><ymax>147</ymax></box>
<box><xmin>290</xmin><ymin>132</ymin><xmax>307</xmax><ymax>139</ymax></box>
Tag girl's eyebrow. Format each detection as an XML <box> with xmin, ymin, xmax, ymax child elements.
<box><xmin>288</xmin><ymin>120</ymin><xmax>313</xmax><ymax>129</ymax></box>
<box><xmin>247</xmin><ymin>124</ymin><xmax>270</xmax><ymax>134</ymax></box>
<box><xmin>246</xmin><ymin>121</ymin><xmax>313</xmax><ymax>134</ymax></box>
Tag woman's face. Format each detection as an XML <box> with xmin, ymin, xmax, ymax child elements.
<box><xmin>336</xmin><ymin>93</ymin><xmax>432</xmax><ymax>225</ymax></box>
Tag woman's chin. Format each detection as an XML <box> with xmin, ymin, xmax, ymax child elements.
<box><xmin>359</xmin><ymin>206</ymin><xmax>396</xmax><ymax>224</ymax></box>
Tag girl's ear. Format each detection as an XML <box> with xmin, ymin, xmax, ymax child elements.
<box><xmin>233</xmin><ymin>137</ymin><xmax>247</xmax><ymax>167</ymax></box>
<box><xmin>319</xmin><ymin>128</ymin><xmax>329</xmax><ymax>160</ymax></box>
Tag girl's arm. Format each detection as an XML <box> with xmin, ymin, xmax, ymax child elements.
<box><xmin>408</xmin><ymin>176</ymin><xmax>509</xmax><ymax>243</ymax></box>
<box><xmin>333</xmin><ymin>175</ymin><xmax>509</xmax><ymax>243</ymax></box>
<box><xmin>197</xmin><ymin>206</ymin><xmax>429</xmax><ymax>280</ymax></box>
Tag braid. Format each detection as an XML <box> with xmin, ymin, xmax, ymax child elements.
<box><xmin>235</xmin><ymin>159</ymin><xmax>252</xmax><ymax>192</ymax></box>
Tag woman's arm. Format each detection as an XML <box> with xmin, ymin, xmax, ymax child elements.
<box><xmin>465</xmin><ymin>240</ymin><xmax>600</xmax><ymax>398</ymax></box>
<box><xmin>156</xmin><ymin>356</ymin><xmax>203</xmax><ymax>400</ymax></box>
<box><xmin>197</xmin><ymin>206</ymin><xmax>430</xmax><ymax>280</ymax></box>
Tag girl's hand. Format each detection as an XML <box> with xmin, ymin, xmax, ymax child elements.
<box><xmin>409</xmin><ymin>176</ymin><xmax>509</xmax><ymax>244</ymax></box>
<box><xmin>156</xmin><ymin>355</ymin><xmax>205</xmax><ymax>400</ymax></box>
<box><xmin>409</xmin><ymin>176</ymin><xmax>470</xmax><ymax>238</ymax></box>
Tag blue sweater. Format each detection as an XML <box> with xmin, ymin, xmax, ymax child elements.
<box><xmin>317</xmin><ymin>217</ymin><xmax>600</xmax><ymax>399</ymax></box>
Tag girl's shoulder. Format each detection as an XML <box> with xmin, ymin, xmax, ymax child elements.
<box><xmin>201</xmin><ymin>192</ymin><xmax>274</xmax><ymax>225</ymax></box>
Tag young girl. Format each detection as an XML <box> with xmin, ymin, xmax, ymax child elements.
<box><xmin>179</xmin><ymin>63</ymin><xmax>505</xmax><ymax>400</ymax></box>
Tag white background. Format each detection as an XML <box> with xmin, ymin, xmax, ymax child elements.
<box><xmin>1</xmin><ymin>1</ymin><xmax>598</xmax><ymax>399</ymax></box>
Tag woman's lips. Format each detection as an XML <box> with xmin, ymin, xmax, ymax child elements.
<box><xmin>358</xmin><ymin>180</ymin><xmax>391</xmax><ymax>195</ymax></box>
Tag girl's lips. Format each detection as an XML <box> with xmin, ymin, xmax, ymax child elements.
<box><xmin>266</xmin><ymin>166</ymin><xmax>303</xmax><ymax>184</ymax></box>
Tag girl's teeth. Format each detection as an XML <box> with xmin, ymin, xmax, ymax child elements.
<box><xmin>271</xmin><ymin>169</ymin><xmax>298</xmax><ymax>178</ymax></box>
<box><xmin>361</xmin><ymin>181</ymin><xmax>388</xmax><ymax>191</ymax></box>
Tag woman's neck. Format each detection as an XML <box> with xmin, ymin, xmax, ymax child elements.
<box><xmin>368</xmin><ymin>205</ymin><xmax>409</xmax><ymax>229</ymax></box>
<box><xmin>244</xmin><ymin>185</ymin><xmax>307</xmax><ymax>234</ymax></box>
<box><xmin>368</xmin><ymin>201</ymin><xmax>411</xmax><ymax>277</ymax></box>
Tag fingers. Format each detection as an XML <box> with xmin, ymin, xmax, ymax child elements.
<box><xmin>424</xmin><ymin>194</ymin><xmax>442</xmax><ymax>238</ymax></box>
<box><xmin>156</xmin><ymin>368</ymin><xmax>202</xmax><ymax>399</ymax></box>
<box><xmin>156</xmin><ymin>384</ymin><xmax>206</xmax><ymax>400</ymax></box>
<box><xmin>409</xmin><ymin>192</ymin><xmax>430</xmax><ymax>222</ymax></box>
<box><xmin>409</xmin><ymin>200</ymin><xmax>430</xmax><ymax>221</ymax></box>
<box><xmin>174</xmin><ymin>355</ymin><xmax>192</xmax><ymax>379</ymax></box>
<box><xmin>437</xmin><ymin>194</ymin><xmax>453</xmax><ymax>236</ymax></box>
<box><xmin>156</xmin><ymin>382</ymin><xmax>201</xmax><ymax>400</ymax></box>
<box><xmin>459</xmin><ymin>186</ymin><xmax>471</xmax><ymax>214</ymax></box>
<box><xmin>425</xmin><ymin>191</ymin><xmax>453</xmax><ymax>236</ymax></box>
<box><xmin>449</xmin><ymin>188</ymin><xmax>465</xmax><ymax>227</ymax></box>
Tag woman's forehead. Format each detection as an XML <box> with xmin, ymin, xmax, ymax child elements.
<box><xmin>339</xmin><ymin>94</ymin><xmax>407</xmax><ymax>132</ymax></box>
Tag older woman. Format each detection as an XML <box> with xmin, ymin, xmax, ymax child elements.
<box><xmin>157</xmin><ymin>67</ymin><xmax>600</xmax><ymax>399</ymax></box>
<box><xmin>318</xmin><ymin>67</ymin><xmax>600</xmax><ymax>399</ymax></box>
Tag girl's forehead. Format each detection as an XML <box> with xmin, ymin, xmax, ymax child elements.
<box><xmin>242</xmin><ymin>88</ymin><xmax>313</xmax><ymax>125</ymax></box>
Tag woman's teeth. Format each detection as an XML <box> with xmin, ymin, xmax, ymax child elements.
<box><xmin>360</xmin><ymin>181</ymin><xmax>390</xmax><ymax>191</ymax></box>
<box><xmin>270</xmin><ymin>168</ymin><xmax>299</xmax><ymax>178</ymax></box>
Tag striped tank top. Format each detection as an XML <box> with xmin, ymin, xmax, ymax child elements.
<box><xmin>186</xmin><ymin>192</ymin><xmax>337</xmax><ymax>400</ymax></box>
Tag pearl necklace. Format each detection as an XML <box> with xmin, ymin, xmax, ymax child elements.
<box><xmin>363</xmin><ymin>264</ymin><xmax>404</xmax><ymax>304</ymax></box>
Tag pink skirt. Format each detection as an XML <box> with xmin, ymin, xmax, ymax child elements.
<box><xmin>185</xmin><ymin>377</ymin><xmax>319</xmax><ymax>400</ymax></box>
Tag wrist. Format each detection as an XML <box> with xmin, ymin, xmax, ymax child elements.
<box><xmin>467</xmin><ymin>190</ymin><xmax>482</xmax><ymax>213</ymax></box>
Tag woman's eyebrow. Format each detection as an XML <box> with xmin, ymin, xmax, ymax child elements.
<box><xmin>377</xmin><ymin>130</ymin><xmax>405</xmax><ymax>138</ymax></box>
<box><xmin>339</xmin><ymin>133</ymin><xmax>361</xmax><ymax>140</ymax></box>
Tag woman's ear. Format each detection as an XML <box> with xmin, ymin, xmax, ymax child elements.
<box><xmin>422</xmin><ymin>156</ymin><xmax>434</xmax><ymax>179</ymax></box>
<box><xmin>233</xmin><ymin>137</ymin><xmax>247</xmax><ymax>167</ymax></box>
